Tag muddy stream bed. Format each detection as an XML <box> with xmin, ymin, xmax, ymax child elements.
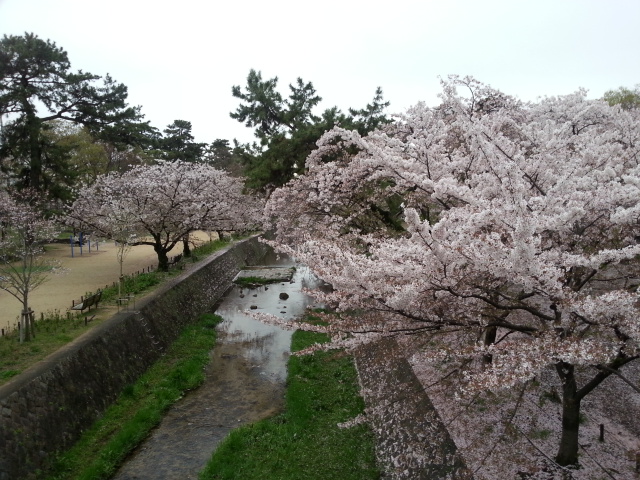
<box><xmin>112</xmin><ymin>255</ymin><xmax>326</xmax><ymax>479</ymax></box>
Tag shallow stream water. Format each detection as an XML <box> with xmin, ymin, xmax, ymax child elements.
<box><xmin>112</xmin><ymin>255</ymin><xmax>325</xmax><ymax>480</ymax></box>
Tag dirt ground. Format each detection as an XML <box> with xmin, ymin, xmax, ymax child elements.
<box><xmin>0</xmin><ymin>232</ymin><xmax>215</xmax><ymax>332</ymax></box>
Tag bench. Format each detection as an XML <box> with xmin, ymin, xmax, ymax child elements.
<box><xmin>168</xmin><ymin>253</ymin><xmax>185</xmax><ymax>270</ymax></box>
<box><xmin>71</xmin><ymin>290</ymin><xmax>102</xmax><ymax>312</ymax></box>
<box><xmin>168</xmin><ymin>253</ymin><xmax>183</xmax><ymax>266</ymax></box>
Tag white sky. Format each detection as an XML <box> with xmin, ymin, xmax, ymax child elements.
<box><xmin>1</xmin><ymin>0</ymin><xmax>638</xmax><ymax>144</ymax></box>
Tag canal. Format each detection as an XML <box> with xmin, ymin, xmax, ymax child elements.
<box><xmin>112</xmin><ymin>255</ymin><xmax>325</xmax><ymax>479</ymax></box>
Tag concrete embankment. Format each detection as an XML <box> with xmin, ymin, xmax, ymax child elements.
<box><xmin>355</xmin><ymin>338</ymin><xmax>473</xmax><ymax>480</ymax></box>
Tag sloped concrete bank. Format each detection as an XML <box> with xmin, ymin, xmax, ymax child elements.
<box><xmin>355</xmin><ymin>338</ymin><xmax>474</xmax><ymax>480</ymax></box>
<box><xmin>0</xmin><ymin>237</ymin><xmax>268</xmax><ymax>480</ymax></box>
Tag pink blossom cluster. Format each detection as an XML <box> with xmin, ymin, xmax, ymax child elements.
<box><xmin>67</xmin><ymin>160</ymin><xmax>264</xmax><ymax>265</ymax></box>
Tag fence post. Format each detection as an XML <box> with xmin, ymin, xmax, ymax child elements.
<box><xmin>28</xmin><ymin>309</ymin><xmax>35</xmax><ymax>339</ymax></box>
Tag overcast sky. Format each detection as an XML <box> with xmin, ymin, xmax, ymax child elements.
<box><xmin>1</xmin><ymin>0</ymin><xmax>638</xmax><ymax>144</ymax></box>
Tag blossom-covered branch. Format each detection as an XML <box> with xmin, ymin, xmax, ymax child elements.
<box><xmin>265</xmin><ymin>76</ymin><xmax>640</xmax><ymax>466</ymax></box>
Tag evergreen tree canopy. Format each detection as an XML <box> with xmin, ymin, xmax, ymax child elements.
<box><xmin>201</xmin><ymin>138</ymin><xmax>244</xmax><ymax>176</ymax></box>
<box><xmin>159</xmin><ymin>119</ymin><xmax>205</xmax><ymax>162</ymax></box>
<box><xmin>230</xmin><ymin>69</ymin><xmax>392</xmax><ymax>192</ymax></box>
<box><xmin>0</xmin><ymin>32</ymin><xmax>151</xmax><ymax>200</ymax></box>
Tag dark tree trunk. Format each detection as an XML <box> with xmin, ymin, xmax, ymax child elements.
<box><xmin>25</xmin><ymin>109</ymin><xmax>43</xmax><ymax>191</ymax></box>
<box><xmin>155</xmin><ymin>246</ymin><xmax>169</xmax><ymax>272</ymax></box>
<box><xmin>482</xmin><ymin>325</ymin><xmax>497</xmax><ymax>365</ymax></box>
<box><xmin>28</xmin><ymin>310</ymin><xmax>35</xmax><ymax>339</ymax></box>
<box><xmin>20</xmin><ymin>289</ymin><xmax>31</xmax><ymax>342</ymax></box>
<box><xmin>553</xmin><ymin>354</ymin><xmax>639</xmax><ymax>466</ymax></box>
<box><xmin>21</xmin><ymin>309</ymin><xmax>31</xmax><ymax>342</ymax></box>
<box><xmin>555</xmin><ymin>362</ymin><xmax>581</xmax><ymax>466</ymax></box>
<box><xmin>182</xmin><ymin>234</ymin><xmax>191</xmax><ymax>258</ymax></box>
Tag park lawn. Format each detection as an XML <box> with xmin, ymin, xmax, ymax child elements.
<box><xmin>0</xmin><ymin>238</ymin><xmax>232</xmax><ymax>386</ymax></box>
<box><xmin>198</xmin><ymin>325</ymin><xmax>380</xmax><ymax>480</ymax></box>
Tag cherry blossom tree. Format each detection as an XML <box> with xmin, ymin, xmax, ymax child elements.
<box><xmin>67</xmin><ymin>160</ymin><xmax>263</xmax><ymax>272</ymax></box>
<box><xmin>263</xmin><ymin>76</ymin><xmax>640</xmax><ymax>467</ymax></box>
<box><xmin>0</xmin><ymin>190</ymin><xmax>60</xmax><ymax>342</ymax></box>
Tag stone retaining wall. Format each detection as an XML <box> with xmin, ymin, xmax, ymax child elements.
<box><xmin>0</xmin><ymin>237</ymin><xmax>268</xmax><ymax>480</ymax></box>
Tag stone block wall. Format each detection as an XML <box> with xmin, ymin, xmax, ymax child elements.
<box><xmin>0</xmin><ymin>236</ymin><xmax>268</xmax><ymax>480</ymax></box>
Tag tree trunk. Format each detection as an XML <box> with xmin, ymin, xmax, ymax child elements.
<box><xmin>156</xmin><ymin>248</ymin><xmax>169</xmax><ymax>272</ymax></box>
<box><xmin>482</xmin><ymin>325</ymin><xmax>497</xmax><ymax>365</ymax></box>
<box><xmin>28</xmin><ymin>309</ymin><xmax>35</xmax><ymax>339</ymax></box>
<box><xmin>19</xmin><ymin>314</ymin><xmax>25</xmax><ymax>343</ymax></box>
<box><xmin>555</xmin><ymin>362</ymin><xmax>581</xmax><ymax>466</ymax></box>
<box><xmin>182</xmin><ymin>234</ymin><xmax>191</xmax><ymax>258</ymax></box>
<box><xmin>20</xmin><ymin>289</ymin><xmax>31</xmax><ymax>342</ymax></box>
<box><xmin>21</xmin><ymin>309</ymin><xmax>32</xmax><ymax>343</ymax></box>
<box><xmin>26</xmin><ymin>109</ymin><xmax>43</xmax><ymax>191</ymax></box>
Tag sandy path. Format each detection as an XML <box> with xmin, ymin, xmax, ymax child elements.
<box><xmin>0</xmin><ymin>232</ymin><xmax>214</xmax><ymax>331</ymax></box>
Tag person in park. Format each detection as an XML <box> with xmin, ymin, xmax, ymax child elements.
<box><xmin>262</xmin><ymin>76</ymin><xmax>640</xmax><ymax>469</ymax></box>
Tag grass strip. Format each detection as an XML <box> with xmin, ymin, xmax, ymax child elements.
<box><xmin>198</xmin><ymin>324</ymin><xmax>380</xmax><ymax>480</ymax></box>
<box><xmin>44</xmin><ymin>312</ymin><xmax>223</xmax><ymax>480</ymax></box>
<box><xmin>98</xmin><ymin>237</ymin><xmax>232</xmax><ymax>304</ymax></box>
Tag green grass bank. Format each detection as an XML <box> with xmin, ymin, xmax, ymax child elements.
<box><xmin>199</xmin><ymin>324</ymin><xmax>380</xmax><ymax>480</ymax></box>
